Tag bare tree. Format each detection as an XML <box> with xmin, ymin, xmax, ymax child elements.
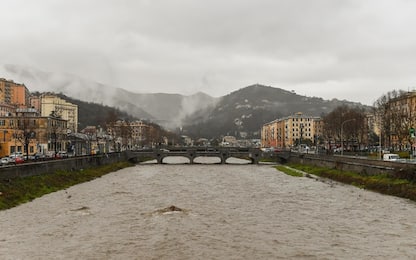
<box><xmin>374</xmin><ymin>90</ymin><xmax>410</xmax><ymax>151</ymax></box>
<box><xmin>15</xmin><ymin>118</ymin><xmax>36</xmax><ymax>160</ymax></box>
<box><xmin>323</xmin><ymin>105</ymin><xmax>369</xmax><ymax>152</ymax></box>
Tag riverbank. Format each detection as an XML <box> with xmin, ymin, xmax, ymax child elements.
<box><xmin>0</xmin><ymin>161</ymin><xmax>134</xmax><ymax>210</ymax></box>
<box><xmin>280</xmin><ymin>163</ymin><xmax>416</xmax><ymax>201</ymax></box>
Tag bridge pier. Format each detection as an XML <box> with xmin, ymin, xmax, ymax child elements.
<box><xmin>249</xmin><ymin>149</ymin><xmax>261</xmax><ymax>164</ymax></box>
<box><xmin>220</xmin><ymin>150</ymin><xmax>228</xmax><ymax>164</ymax></box>
<box><xmin>187</xmin><ymin>150</ymin><xmax>195</xmax><ymax>164</ymax></box>
<box><xmin>156</xmin><ymin>153</ymin><xmax>163</xmax><ymax>164</ymax></box>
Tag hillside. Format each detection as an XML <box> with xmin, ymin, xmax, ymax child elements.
<box><xmin>54</xmin><ymin>93</ymin><xmax>138</xmax><ymax>130</ymax></box>
<box><xmin>181</xmin><ymin>84</ymin><xmax>370</xmax><ymax>139</ymax></box>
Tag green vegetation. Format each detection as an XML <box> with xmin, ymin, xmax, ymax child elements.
<box><xmin>0</xmin><ymin>162</ymin><xmax>134</xmax><ymax>211</ymax></box>
<box><xmin>397</xmin><ymin>151</ymin><xmax>411</xmax><ymax>159</ymax></box>
<box><xmin>275</xmin><ymin>165</ymin><xmax>304</xmax><ymax>177</ymax></box>
<box><xmin>282</xmin><ymin>163</ymin><xmax>416</xmax><ymax>201</ymax></box>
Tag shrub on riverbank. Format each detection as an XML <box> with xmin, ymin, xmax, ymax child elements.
<box><xmin>275</xmin><ymin>165</ymin><xmax>303</xmax><ymax>177</ymax></box>
<box><xmin>0</xmin><ymin>161</ymin><xmax>134</xmax><ymax>211</ymax></box>
<box><xmin>282</xmin><ymin>164</ymin><xmax>416</xmax><ymax>201</ymax></box>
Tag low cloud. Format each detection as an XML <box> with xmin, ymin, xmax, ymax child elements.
<box><xmin>1</xmin><ymin>0</ymin><xmax>416</xmax><ymax>105</ymax></box>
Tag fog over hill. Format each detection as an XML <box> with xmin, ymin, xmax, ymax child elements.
<box><xmin>1</xmin><ymin>64</ymin><xmax>368</xmax><ymax>138</ymax></box>
<box><xmin>1</xmin><ymin>64</ymin><xmax>218</xmax><ymax>128</ymax></box>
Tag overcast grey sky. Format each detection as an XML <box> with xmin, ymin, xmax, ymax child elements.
<box><xmin>1</xmin><ymin>0</ymin><xmax>416</xmax><ymax>105</ymax></box>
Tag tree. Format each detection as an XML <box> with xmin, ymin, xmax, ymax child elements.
<box><xmin>15</xmin><ymin>117</ymin><xmax>36</xmax><ymax>160</ymax></box>
<box><xmin>118</xmin><ymin>120</ymin><xmax>132</xmax><ymax>150</ymax></box>
<box><xmin>323</xmin><ymin>105</ymin><xmax>369</xmax><ymax>152</ymax></box>
<box><xmin>374</xmin><ymin>90</ymin><xmax>410</xmax><ymax>151</ymax></box>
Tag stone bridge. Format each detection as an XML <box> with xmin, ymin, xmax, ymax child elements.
<box><xmin>126</xmin><ymin>147</ymin><xmax>265</xmax><ymax>164</ymax></box>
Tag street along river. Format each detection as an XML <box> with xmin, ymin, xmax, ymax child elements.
<box><xmin>1</xmin><ymin>158</ymin><xmax>416</xmax><ymax>259</ymax></box>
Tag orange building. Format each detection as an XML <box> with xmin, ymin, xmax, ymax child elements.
<box><xmin>0</xmin><ymin>109</ymin><xmax>68</xmax><ymax>157</ymax></box>
<box><xmin>0</xmin><ymin>78</ymin><xmax>30</xmax><ymax>108</ymax></box>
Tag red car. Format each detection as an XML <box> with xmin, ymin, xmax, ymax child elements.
<box><xmin>14</xmin><ymin>157</ymin><xmax>25</xmax><ymax>164</ymax></box>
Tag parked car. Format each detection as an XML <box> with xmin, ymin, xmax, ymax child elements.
<box><xmin>14</xmin><ymin>157</ymin><xmax>25</xmax><ymax>164</ymax></box>
<box><xmin>57</xmin><ymin>151</ymin><xmax>69</xmax><ymax>158</ymax></box>
<box><xmin>28</xmin><ymin>153</ymin><xmax>46</xmax><ymax>160</ymax></box>
<box><xmin>9</xmin><ymin>152</ymin><xmax>23</xmax><ymax>158</ymax></box>
<box><xmin>45</xmin><ymin>151</ymin><xmax>56</xmax><ymax>158</ymax></box>
<box><xmin>383</xmin><ymin>153</ymin><xmax>401</xmax><ymax>161</ymax></box>
<box><xmin>1</xmin><ymin>157</ymin><xmax>13</xmax><ymax>165</ymax></box>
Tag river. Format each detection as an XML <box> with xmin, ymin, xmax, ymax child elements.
<box><xmin>1</xmin><ymin>159</ymin><xmax>416</xmax><ymax>259</ymax></box>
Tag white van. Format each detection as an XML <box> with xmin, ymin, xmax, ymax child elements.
<box><xmin>383</xmin><ymin>153</ymin><xmax>400</xmax><ymax>161</ymax></box>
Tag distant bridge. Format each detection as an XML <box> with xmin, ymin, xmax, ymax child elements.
<box><xmin>126</xmin><ymin>147</ymin><xmax>269</xmax><ymax>164</ymax></box>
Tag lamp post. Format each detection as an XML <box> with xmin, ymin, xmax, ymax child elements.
<box><xmin>379</xmin><ymin>130</ymin><xmax>382</xmax><ymax>160</ymax></box>
<box><xmin>299</xmin><ymin>123</ymin><xmax>304</xmax><ymax>152</ymax></box>
<box><xmin>341</xmin><ymin>118</ymin><xmax>356</xmax><ymax>156</ymax></box>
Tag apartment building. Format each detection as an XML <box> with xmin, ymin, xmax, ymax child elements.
<box><xmin>33</xmin><ymin>94</ymin><xmax>79</xmax><ymax>133</ymax></box>
<box><xmin>384</xmin><ymin>91</ymin><xmax>416</xmax><ymax>149</ymax></box>
<box><xmin>261</xmin><ymin>112</ymin><xmax>323</xmax><ymax>148</ymax></box>
<box><xmin>0</xmin><ymin>108</ymin><xmax>68</xmax><ymax>157</ymax></box>
<box><xmin>0</xmin><ymin>78</ymin><xmax>30</xmax><ymax>108</ymax></box>
<box><xmin>106</xmin><ymin>120</ymin><xmax>155</xmax><ymax>150</ymax></box>
<box><xmin>130</xmin><ymin>120</ymin><xmax>150</xmax><ymax>147</ymax></box>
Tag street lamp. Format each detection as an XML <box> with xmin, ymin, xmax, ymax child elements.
<box><xmin>341</xmin><ymin>118</ymin><xmax>356</xmax><ymax>156</ymax></box>
<box><xmin>299</xmin><ymin>123</ymin><xmax>304</xmax><ymax>152</ymax></box>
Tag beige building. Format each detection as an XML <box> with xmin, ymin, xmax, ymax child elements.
<box><xmin>33</xmin><ymin>94</ymin><xmax>78</xmax><ymax>133</ymax></box>
<box><xmin>106</xmin><ymin>120</ymin><xmax>157</xmax><ymax>150</ymax></box>
<box><xmin>130</xmin><ymin>120</ymin><xmax>150</xmax><ymax>147</ymax></box>
<box><xmin>262</xmin><ymin>112</ymin><xmax>323</xmax><ymax>148</ymax></box>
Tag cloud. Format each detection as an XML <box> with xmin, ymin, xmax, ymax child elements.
<box><xmin>1</xmin><ymin>0</ymin><xmax>416</xmax><ymax>105</ymax></box>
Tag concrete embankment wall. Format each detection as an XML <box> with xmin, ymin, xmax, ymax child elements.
<box><xmin>288</xmin><ymin>153</ymin><xmax>414</xmax><ymax>176</ymax></box>
<box><xmin>0</xmin><ymin>152</ymin><xmax>128</xmax><ymax>180</ymax></box>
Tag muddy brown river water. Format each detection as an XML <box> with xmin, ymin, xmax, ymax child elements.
<box><xmin>1</xmin><ymin>159</ymin><xmax>416</xmax><ymax>259</ymax></box>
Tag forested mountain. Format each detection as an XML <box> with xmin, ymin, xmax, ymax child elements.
<box><xmin>181</xmin><ymin>84</ymin><xmax>370</xmax><ymax>139</ymax></box>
